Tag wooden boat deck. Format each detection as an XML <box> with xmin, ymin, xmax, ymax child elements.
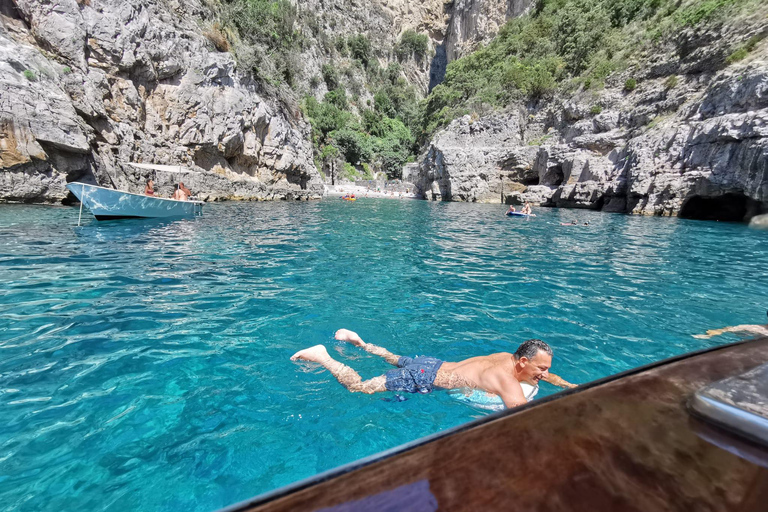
<box><xmin>222</xmin><ymin>337</ymin><xmax>768</xmax><ymax>512</ymax></box>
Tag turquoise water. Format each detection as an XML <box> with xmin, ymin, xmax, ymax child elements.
<box><xmin>0</xmin><ymin>199</ymin><xmax>766</xmax><ymax>511</ymax></box>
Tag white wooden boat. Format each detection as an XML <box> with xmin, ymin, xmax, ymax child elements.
<box><xmin>66</xmin><ymin>182</ymin><xmax>203</xmax><ymax>220</ymax></box>
<box><xmin>66</xmin><ymin>162</ymin><xmax>204</xmax><ymax>221</ymax></box>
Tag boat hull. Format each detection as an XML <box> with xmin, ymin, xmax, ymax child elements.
<box><xmin>66</xmin><ymin>183</ymin><xmax>203</xmax><ymax>220</ymax></box>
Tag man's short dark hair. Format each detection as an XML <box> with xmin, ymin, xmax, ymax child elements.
<box><xmin>514</xmin><ymin>339</ymin><xmax>553</xmax><ymax>360</ymax></box>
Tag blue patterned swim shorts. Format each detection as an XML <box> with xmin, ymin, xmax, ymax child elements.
<box><xmin>385</xmin><ymin>356</ymin><xmax>444</xmax><ymax>394</ymax></box>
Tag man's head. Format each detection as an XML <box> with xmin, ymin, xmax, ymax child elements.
<box><xmin>513</xmin><ymin>339</ymin><xmax>553</xmax><ymax>385</ymax></box>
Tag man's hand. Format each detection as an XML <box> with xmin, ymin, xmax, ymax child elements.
<box><xmin>544</xmin><ymin>373</ymin><xmax>577</xmax><ymax>389</ymax></box>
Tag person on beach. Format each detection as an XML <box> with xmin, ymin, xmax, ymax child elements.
<box><xmin>291</xmin><ymin>329</ymin><xmax>576</xmax><ymax>409</ymax></box>
<box><xmin>144</xmin><ymin>179</ymin><xmax>155</xmax><ymax>196</ymax></box>
<box><xmin>693</xmin><ymin>311</ymin><xmax>768</xmax><ymax>339</ymax></box>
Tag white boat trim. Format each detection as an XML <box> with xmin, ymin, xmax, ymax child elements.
<box><xmin>126</xmin><ymin>162</ymin><xmax>196</xmax><ymax>174</ymax></box>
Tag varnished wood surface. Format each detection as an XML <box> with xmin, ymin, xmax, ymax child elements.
<box><xmin>225</xmin><ymin>338</ymin><xmax>768</xmax><ymax>512</ymax></box>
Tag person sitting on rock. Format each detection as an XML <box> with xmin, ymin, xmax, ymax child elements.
<box><xmin>291</xmin><ymin>329</ymin><xmax>576</xmax><ymax>409</ymax></box>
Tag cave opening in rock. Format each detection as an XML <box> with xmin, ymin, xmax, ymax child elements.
<box><xmin>541</xmin><ymin>165</ymin><xmax>564</xmax><ymax>187</ymax></box>
<box><xmin>522</xmin><ymin>175</ymin><xmax>540</xmax><ymax>186</ymax></box>
<box><xmin>592</xmin><ymin>195</ymin><xmax>606</xmax><ymax>211</ymax></box>
<box><xmin>679</xmin><ymin>193</ymin><xmax>755</xmax><ymax>222</ymax></box>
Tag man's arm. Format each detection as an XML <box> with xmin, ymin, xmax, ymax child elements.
<box><xmin>543</xmin><ymin>373</ymin><xmax>577</xmax><ymax>389</ymax></box>
<box><xmin>486</xmin><ymin>373</ymin><xmax>528</xmax><ymax>409</ymax></box>
<box><xmin>692</xmin><ymin>324</ymin><xmax>768</xmax><ymax>339</ymax></box>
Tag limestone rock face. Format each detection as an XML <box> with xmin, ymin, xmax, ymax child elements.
<box><xmin>293</xmin><ymin>0</ymin><xmax>447</xmax><ymax>98</ymax></box>
<box><xmin>419</xmin><ymin>112</ymin><xmax>537</xmax><ymax>202</ymax></box>
<box><xmin>1</xmin><ymin>0</ymin><xmax>323</xmax><ymax>203</ymax></box>
<box><xmin>415</xmin><ymin>34</ymin><xmax>768</xmax><ymax>221</ymax></box>
<box><xmin>290</xmin><ymin>1</ymin><xmax>530</xmax><ymax>96</ymax></box>
<box><xmin>444</xmin><ymin>0</ymin><xmax>533</xmax><ymax>61</ymax></box>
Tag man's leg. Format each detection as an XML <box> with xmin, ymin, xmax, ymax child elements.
<box><xmin>291</xmin><ymin>345</ymin><xmax>387</xmax><ymax>394</ymax></box>
<box><xmin>335</xmin><ymin>329</ymin><xmax>401</xmax><ymax>366</ymax></box>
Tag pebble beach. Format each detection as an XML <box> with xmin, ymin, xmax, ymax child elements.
<box><xmin>324</xmin><ymin>184</ymin><xmax>419</xmax><ymax>200</ymax></box>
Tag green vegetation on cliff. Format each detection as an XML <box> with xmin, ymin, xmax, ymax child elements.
<box><xmin>302</xmin><ymin>71</ymin><xmax>419</xmax><ymax>181</ymax></box>
<box><xmin>421</xmin><ymin>0</ymin><xmax>761</xmax><ymax>137</ymax></box>
<box><xmin>217</xmin><ymin>0</ymin><xmax>304</xmax><ymax>85</ymax></box>
<box><xmin>396</xmin><ymin>30</ymin><xmax>429</xmax><ymax>61</ymax></box>
<box><xmin>208</xmin><ymin>1</ymin><xmax>427</xmax><ymax>179</ymax></box>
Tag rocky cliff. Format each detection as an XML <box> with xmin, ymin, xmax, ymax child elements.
<box><xmin>290</xmin><ymin>0</ymin><xmax>447</xmax><ymax>98</ymax></box>
<box><xmin>0</xmin><ymin>0</ymin><xmax>324</xmax><ymax>203</ymax></box>
<box><xmin>430</xmin><ymin>0</ymin><xmax>533</xmax><ymax>89</ymax></box>
<box><xmin>290</xmin><ymin>0</ymin><xmax>523</xmax><ymax>96</ymax></box>
<box><xmin>416</xmin><ymin>11</ymin><xmax>768</xmax><ymax>222</ymax></box>
<box><xmin>0</xmin><ymin>0</ymin><xmax>520</xmax><ymax>203</ymax></box>
<box><xmin>6</xmin><ymin>0</ymin><xmax>764</xmax><ymax>221</ymax></box>
<box><xmin>444</xmin><ymin>0</ymin><xmax>532</xmax><ymax>61</ymax></box>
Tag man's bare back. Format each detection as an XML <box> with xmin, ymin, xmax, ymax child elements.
<box><xmin>292</xmin><ymin>329</ymin><xmax>572</xmax><ymax>409</ymax></box>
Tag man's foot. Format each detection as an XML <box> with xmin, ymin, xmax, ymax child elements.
<box><xmin>290</xmin><ymin>345</ymin><xmax>331</xmax><ymax>362</ymax></box>
<box><xmin>335</xmin><ymin>329</ymin><xmax>364</xmax><ymax>347</ymax></box>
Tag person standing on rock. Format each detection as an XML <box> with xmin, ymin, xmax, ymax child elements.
<box><xmin>291</xmin><ymin>329</ymin><xmax>576</xmax><ymax>408</ymax></box>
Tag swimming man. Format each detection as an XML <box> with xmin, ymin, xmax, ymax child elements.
<box><xmin>291</xmin><ymin>329</ymin><xmax>576</xmax><ymax>408</ymax></box>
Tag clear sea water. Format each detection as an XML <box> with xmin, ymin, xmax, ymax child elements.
<box><xmin>0</xmin><ymin>199</ymin><xmax>766</xmax><ymax>511</ymax></box>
